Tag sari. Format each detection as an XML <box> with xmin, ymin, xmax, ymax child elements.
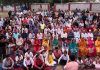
<box><xmin>87</xmin><ymin>37</ymin><xmax>96</xmax><ymax>57</ymax></box>
<box><xmin>78</xmin><ymin>38</ymin><xmax>88</xmax><ymax>56</ymax></box>
<box><xmin>69</xmin><ymin>41</ymin><xmax>78</xmax><ymax>56</ymax></box>
<box><xmin>95</xmin><ymin>37</ymin><xmax>100</xmax><ymax>55</ymax></box>
<box><xmin>33</xmin><ymin>38</ymin><xmax>41</xmax><ymax>54</ymax></box>
<box><xmin>42</xmin><ymin>38</ymin><xmax>50</xmax><ymax>50</ymax></box>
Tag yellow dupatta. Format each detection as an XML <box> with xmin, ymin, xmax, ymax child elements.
<box><xmin>48</xmin><ymin>54</ymin><xmax>54</xmax><ymax>64</ymax></box>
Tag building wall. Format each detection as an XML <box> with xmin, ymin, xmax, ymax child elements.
<box><xmin>55</xmin><ymin>3</ymin><xmax>100</xmax><ymax>11</ymax></box>
<box><xmin>92</xmin><ymin>3</ymin><xmax>100</xmax><ymax>11</ymax></box>
<box><xmin>70</xmin><ymin>3</ymin><xmax>90</xmax><ymax>10</ymax></box>
<box><xmin>0</xmin><ymin>3</ymin><xmax>100</xmax><ymax>12</ymax></box>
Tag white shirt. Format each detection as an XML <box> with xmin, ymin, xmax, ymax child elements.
<box><xmin>0</xmin><ymin>21</ymin><xmax>3</xmax><ymax>27</ymax></box>
<box><xmin>44</xmin><ymin>28</ymin><xmax>48</xmax><ymax>35</ymax></box>
<box><xmin>93</xmin><ymin>61</ymin><xmax>100</xmax><ymax>69</ymax></box>
<box><xmin>74</xmin><ymin>31</ymin><xmax>80</xmax><ymax>39</ymax></box>
<box><xmin>15</xmin><ymin>55</ymin><xmax>23</xmax><ymax>62</ymax></box>
<box><xmin>57</xmin><ymin>28</ymin><xmax>63</xmax><ymax>35</ymax></box>
<box><xmin>37</xmin><ymin>33</ymin><xmax>43</xmax><ymax>39</ymax></box>
<box><xmin>81</xmin><ymin>33</ymin><xmax>88</xmax><ymax>39</ymax></box>
<box><xmin>25</xmin><ymin>52</ymin><xmax>33</xmax><ymax>58</ymax></box>
<box><xmin>23</xmin><ymin>58</ymin><xmax>34</xmax><ymax>67</ymax></box>
<box><xmin>61</xmin><ymin>32</ymin><xmax>67</xmax><ymax>38</ymax></box>
<box><xmin>87</xmin><ymin>32</ymin><xmax>94</xmax><ymax>40</ymax></box>
<box><xmin>58</xmin><ymin>54</ymin><xmax>69</xmax><ymax>63</ymax></box>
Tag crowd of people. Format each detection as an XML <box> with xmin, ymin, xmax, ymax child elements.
<box><xmin>0</xmin><ymin>8</ymin><xmax>100</xmax><ymax>70</ymax></box>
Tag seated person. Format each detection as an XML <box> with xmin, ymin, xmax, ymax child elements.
<box><xmin>58</xmin><ymin>50</ymin><xmax>69</xmax><ymax>65</ymax></box>
<box><xmin>24</xmin><ymin>49</ymin><xmax>33</xmax><ymax>59</ymax></box>
<box><xmin>45</xmin><ymin>50</ymin><xmax>56</xmax><ymax>66</ymax></box>
<box><xmin>14</xmin><ymin>54</ymin><xmax>23</xmax><ymax>68</ymax></box>
<box><xmin>77</xmin><ymin>57</ymin><xmax>84</xmax><ymax>69</ymax></box>
<box><xmin>53</xmin><ymin>47</ymin><xmax>62</xmax><ymax>62</ymax></box>
<box><xmin>33</xmin><ymin>53</ymin><xmax>45</xmax><ymax>70</ymax></box>
<box><xmin>2</xmin><ymin>54</ymin><xmax>14</xmax><ymax>70</ymax></box>
<box><xmin>84</xmin><ymin>56</ymin><xmax>95</xmax><ymax>69</ymax></box>
<box><xmin>23</xmin><ymin>56</ymin><xmax>34</xmax><ymax>70</ymax></box>
<box><xmin>93</xmin><ymin>57</ymin><xmax>100</xmax><ymax>69</ymax></box>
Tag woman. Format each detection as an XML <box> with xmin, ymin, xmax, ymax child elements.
<box><xmin>69</xmin><ymin>39</ymin><xmax>78</xmax><ymax>57</ymax></box>
<box><xmin>87</xmin><ymin>37</ymin><xmax>96</xmax><ymax>57</ymax></box>
<box><xmin>78</xmin><ymin>37</ymin><xmax>88</xmax><ymax>56</ymax></box>
<box><xmin>45</xmin><ymin>50</ymin><xmax>56</xmax><ymax>66</ymax></box>
<box><xmin>95</xmin><ymin>37</ymin><xmax>100</xmax><ymax>56</ymax></box>
<box><xmin>33</xmin><ymin>37</ymin><xmax>41</xmax><ymax>54</ymax></box>
<box><xmin>42</xmin><ymin>38</ymin><xmax>50</xmax><ymax>50</ymax></box>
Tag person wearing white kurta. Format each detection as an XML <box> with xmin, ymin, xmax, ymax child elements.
<box><xmin>81</xmin><ymin>32</ymin><xmax>88</xmax><ymax>40</ymax></box>
<box><xmin>74</xmin><ymin>31</ymin><xmax>80</xmax><ymax>43</ymax></box>
<box><xmin>61</xmin><ymin>32</ymin><xmax>67</xmax><ymax>39</ymax></box>
<box><xmin>25</xmin><ymin>50</ymin><xmax>33</xmax><ymax>59</ymax></box>
<box><xmin>23</xmin><ymin>57</ymin><xmax>34</xmax><ymax>69</ymax></box>
<box><xmin>37</xmin><ymin>32</ymin><xmax>43</xmax><ymax>40</ymax></box>
<box><xmin>87</xmin><ymin>32</ymin><xmax>94</xmax><ymax>40</ymax></box>
<box><xmin>57</xmin><ymin>27</ymin><xmax>63</xmax><ymax>35</ymax></box>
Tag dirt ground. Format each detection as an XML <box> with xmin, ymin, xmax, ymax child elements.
<box><xmin>0</xmin><ymin>12</ymin><xmax>8</xmax><ymax>18</ymax></box>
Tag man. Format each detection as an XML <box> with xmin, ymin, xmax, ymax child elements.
<box><xmin>2</xmin><ymin>55</ymin><xmax>14</xmax><ymax>70</ymax></box>
<box><xmin>23</xmin><ymin>56</ymin><xmax>33</xmax><ymax>70</ymax></box>
<box><xmin>33</xmin><ymin>53</ymin><xmax>45</xmax><ymax>70</ymax></box>
<box><xmin>64</xmin><ymin>55</ymin><xmax>79</xmax><ymax>70</ymax></box>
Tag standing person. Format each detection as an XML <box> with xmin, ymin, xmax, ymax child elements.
<box><xmin>2</xmin><ymin>55</ymin><xmax>14</xmax><ymax>70</ymax></box>
<box><xmin>64</xmin><ymin>55</ymin><xmax>79</xmax><ymax>70</ymax></box>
